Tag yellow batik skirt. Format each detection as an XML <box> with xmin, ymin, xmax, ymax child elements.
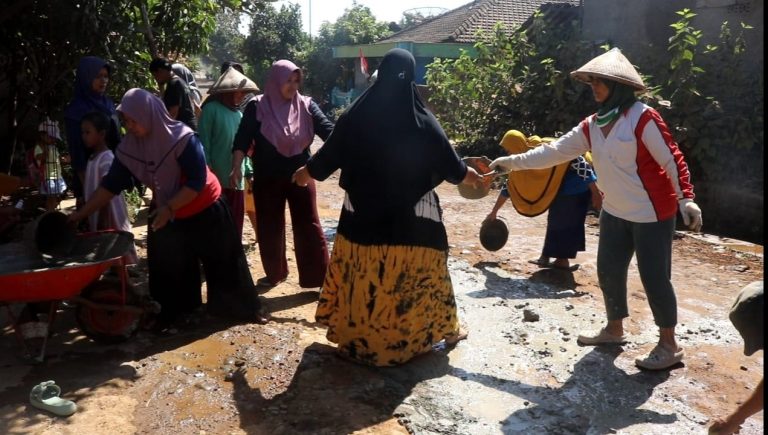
<box><xmin>315</xmin><ymin>233</ymin><xmax>461</xmax><ymax>366</ymax></box>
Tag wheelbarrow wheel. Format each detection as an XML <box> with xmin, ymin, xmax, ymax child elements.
<box><xmin>75</xmin><ymin>278</ymin><xmax>141</xmax><ymax>344</ymax></box>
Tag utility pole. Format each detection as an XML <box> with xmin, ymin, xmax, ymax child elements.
<box><xmin>308</xmin><ymin>0</ymin><xmax>312</xmax><ymax>40</ymax></box>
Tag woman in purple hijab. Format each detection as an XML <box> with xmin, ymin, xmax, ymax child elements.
<box><xmin>231</xmin><ymin>60</ymin><xmax>334</xmax><ymax>289</ymax></box>
<box><xmin>70</xmin><ymin>88</ymin><xmax>268</xmax><ymax>330</ymax></box>
<box><xmin>64</xmin><ymin>56</ymin><xmax>121</xmax><ymax>201</ymax></box>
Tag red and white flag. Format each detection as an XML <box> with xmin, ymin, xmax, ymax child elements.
<box><xmin>358</xmin><ymin>48</ymin><xmax>369</xmax><ymax>77</ymax></box>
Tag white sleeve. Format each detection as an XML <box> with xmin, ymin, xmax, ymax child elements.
<box><xmin>505</xmin><ymin>123</ymin><xmax>590</xmax><ymax>171</ymax></box>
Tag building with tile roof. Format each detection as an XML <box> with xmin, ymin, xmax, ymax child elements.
<box><xmin>333</xmin><ymin>0</ymin><xmax>580</xmax><ymax>88</ymax></box>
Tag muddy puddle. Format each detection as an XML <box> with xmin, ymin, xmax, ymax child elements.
<box><xmin>0</xmin><ymin>175</ymin><xmax>764</xmax><ymax>434</ymax></box>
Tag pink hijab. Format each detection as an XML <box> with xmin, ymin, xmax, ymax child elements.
<box><xmin>256</xmin><ymin>60</ymin><xmax>315</xmax><ymax>157</ymax></box>
<box><xmin>115</xmin><ymin>88</ymin><xmax>194</xmax><ymax>206</ymax></box>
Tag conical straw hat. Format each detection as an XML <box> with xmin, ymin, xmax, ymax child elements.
<box><xmin>208</xmin><ymin>66</ymin><xmax>260</xmax><ymax>95</ymax></box>
<box><xmin>570</xmin><ymin>47</ymin><xmax>645</xmax><ymax>91</ymax></box>
<box><xmin>502</xmin><ymin>130</ymin><xmax>569</xmax><ymax>217</ymax></box>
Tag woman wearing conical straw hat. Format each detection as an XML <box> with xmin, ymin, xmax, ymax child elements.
<box><xmin>198</xmin><ymin>66</ymin><xmax>259</xmax><ymax>238</ymax></box>
<box><xmin>490</xmin><ymin>48</ymin><xmax>703</xmax><ymax>371</ymax></box>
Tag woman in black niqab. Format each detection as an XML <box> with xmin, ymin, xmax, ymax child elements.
<box><xmin>292</xmin><ymin>48</ymin><xmax>482</xmax><ymax>367</ymax></box>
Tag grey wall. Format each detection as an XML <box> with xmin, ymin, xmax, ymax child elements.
<box><xmin>581</xmin><ymin>0</ymin><xmax>764</xmax><ymax>244</ymax></box>
<box><xmin>581</xmin><ymin>0</ymin><xmax>763</xmax><ymax>73</ymax></box>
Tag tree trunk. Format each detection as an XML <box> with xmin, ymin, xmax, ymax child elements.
<box><xmin>139</xmin><ymin>1</ymin><xmax>159</xmax><ymax>58</ymax></box>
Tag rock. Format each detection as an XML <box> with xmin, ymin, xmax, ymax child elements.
<box><xmin>729</xmin><ymin>265</ymin><xmax>749</xmax><ymax>272</ymax></box>
<box><xmin>523</xmin><ymin>309</ymin><xmax>540</xmax><ymax>322</ymax></box>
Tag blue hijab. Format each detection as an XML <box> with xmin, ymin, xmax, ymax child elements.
<box><xmin>64</xmin><ymin>56</ymin><xmax>116</xmax><ymax>121</ymax></box>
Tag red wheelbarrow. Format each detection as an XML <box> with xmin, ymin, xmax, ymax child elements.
<box><xmin>0</xmin><ymin>230</ymin><xmax>157</xmax><ymax>362</ymax></box>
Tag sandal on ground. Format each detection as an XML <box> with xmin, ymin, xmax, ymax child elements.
<box><xmin>635</xmin><ymin>345</ymin><xmax>684</xmax><ymax>370</ymax></box>
<box><xmin>256</xmin><ymin>277</ymin><xmax>286</xmax><ymax>288</ymax></box>
<box><xmin>528</xmin><ymin>258</ymin><xmax>551</xmax><ymax>267</ymax></box>
<box><xmin>29</xmin><ymin>381</ymin><xmax>77</xmax><ymax>417</ymax></box>
<box><xmin>551</xmin><ymin>262</ymin><xmax>580</xmax><ymax>272</ymax></box>
<box><xmin>577</xmin><ymin>328</ymin><xmax>627</xmax><ymax>345</ymax></box>
<box><xmin>445</xmin><ymin>329</ymin><xmax>469</xmax><ymax>345</ymax></box>
<box><xmin>253</xmin><ymin>311</ymin><xmax>271</xmax><ymax>325</ymax></box>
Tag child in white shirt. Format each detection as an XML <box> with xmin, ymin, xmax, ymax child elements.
<box><xmin>82</xmin><ymin>111</ymin><xmax>138</xmax><ymax>264</ymax></box>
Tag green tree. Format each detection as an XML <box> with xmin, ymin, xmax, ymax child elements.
<box><xmin>400</xmin><ymin>11</ymin><xmax>427</xmax><ymax>30</ymax></box>
<box><xmin>204</xmin><ymin>10</ymin><xmax>246</xmax><ymax>75</ymax></box>
<box><xmin>242</xmin><ymin>3</ymin><xmax>307</xmax><ymax>86</ymax></box>
<box><xmin>0</xmin><ymin>0</ymin><xmax>260</xmax><ymax>172</ymax></box>
<box><xmin>303</xmin><ymin>2</ymin><xmax>392</xmax><ymax>102</ymax></box>
<box><xmin>426</xmin><ymin>14</ymin><xmax>593</xmax><ymax>157</ymax></box>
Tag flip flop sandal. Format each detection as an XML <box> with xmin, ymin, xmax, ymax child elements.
<box><xmin>552</xmin><ymin>263</ymin><xmax>580</xmax><ymax>272</ymax></box>
<box><xmin>29</xmin><ymin>380</ymin><xmax>77</xmax><ymax>417</ymax></box>
<box><xmin>527</xmin><ymin>258</ymin><xmax>551</xmax><ymax>267</ymax></box>
<box><xmin>256</xmin><ymin>277</ymin><xmax>286</xmax><ymax>288</ymax></box>
<box><xmin>444</xmin><ymin>329</ymin><xmax>469</xmax><ymax>345</ymax></box>
<box><xmin>635</xmin><ymin>345</ymin><xmax>684</xmax><ymax>370</ymax></box>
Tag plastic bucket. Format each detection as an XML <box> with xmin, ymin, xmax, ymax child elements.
<box><xmin>24</xmin><ymin>211</ymin><xmax>76</xmax><ymax>257</ymax></box>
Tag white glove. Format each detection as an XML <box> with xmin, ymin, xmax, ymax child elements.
<box><xmin>678</xmin><ymin>198</ymin><xmax>702</xmax><ymax>232</ymax></box>
<box><xmin>489</xmin><ymin>155</ymin><xmax>518</xmax><ymax>173</ymax></box>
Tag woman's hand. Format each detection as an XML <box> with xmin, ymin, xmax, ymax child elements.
<box><xmin>151</xmin><ymin>205</ymin><xmax>174</xmax><ymax>231</ymax></box>
<box><xmin>489</xmin><ymin>155</ymin><xmax>517</xmax><ymax>173</ymax></box>
<box><xmin>292</xmin><ymin>166</ymin><xmax>311</xmax><ymax>187</ymax></box>
<box><xmin>462</xmin><ymin>167</ymin><xmax>483</xmax><ymax>187</ymax></box>
<box><xmin>591</xmin><ymin>193</ymin><xmax>603</xmax><ymax>211</ymax></box>
<box><xmin>589</xmin><ymin>183</ymin><xmax>603</xmax><ymax>211</ymax></box>
<box><xmin>678</xmin><ymin>199</ymin><xmax>703</xmax><ymax>232</ymax></box>
<box><xmin>229</xmin><ymin>166</ymin><xmax>243</xmax><ymax>190</ymax></box>
<box><xmin>67</xmin><ymin>210</ymin><xmax>84</xmax><ymax>226</ymax></box>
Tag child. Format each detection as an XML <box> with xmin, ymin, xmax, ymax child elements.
<box><xmin>81</xmin><ymin>111</ymin><xmax>138</xmax><ymax>264</ymax></box>
<box><xmin>35</xmin><ymin>118</ymin><xmax>67</xmax><ymax>210</ymax></box>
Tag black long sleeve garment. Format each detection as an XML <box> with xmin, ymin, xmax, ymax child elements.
<box><xmin>233</xmin><ymin>99</ymin><xmax>334</xmax><ymax>179</ymax></box>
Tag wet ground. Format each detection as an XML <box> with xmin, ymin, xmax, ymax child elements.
<box><xmin>0</xmin><ymin>142</ymin><xmax>764</xmax><ymax>434</ymax></box>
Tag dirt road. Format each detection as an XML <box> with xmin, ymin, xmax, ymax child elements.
<box><xmin>0</xmin><ymin>151</ymin><xmax>763</xmax><ymax>434</ymax></box>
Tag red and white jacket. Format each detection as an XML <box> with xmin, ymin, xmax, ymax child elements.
<box><xmin>507</xmin><ymin>101</ymin><xmax>694</xmax><ymax>223</ymax></box>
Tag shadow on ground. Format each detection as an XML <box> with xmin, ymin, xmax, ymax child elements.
<box><xmin>232</xmin><ymin>342</ymin><xmax>452</xmax><ymax>434</ymax></box>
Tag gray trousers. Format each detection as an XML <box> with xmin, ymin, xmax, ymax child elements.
<box><xmin>597</xmin><ymin>211</ymin><xmax>677</xmax><ymax>328</ymax></box>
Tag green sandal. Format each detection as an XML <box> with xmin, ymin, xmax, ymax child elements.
<box><xmin>29</xmin><ymin>380</ymin><xmax>77</xmax><ymax>417</ymax></box>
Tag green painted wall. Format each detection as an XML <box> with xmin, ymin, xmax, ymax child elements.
<box><xmin>333</xmin><ymin>42</ymin><xmax>477</xmax><ymax>59</ymax></box>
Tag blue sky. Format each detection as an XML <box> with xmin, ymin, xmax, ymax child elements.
<box><xmin>271</xmin><ymin>0</ymin><xmax>471</xmax><ymax>36</ymax></box>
